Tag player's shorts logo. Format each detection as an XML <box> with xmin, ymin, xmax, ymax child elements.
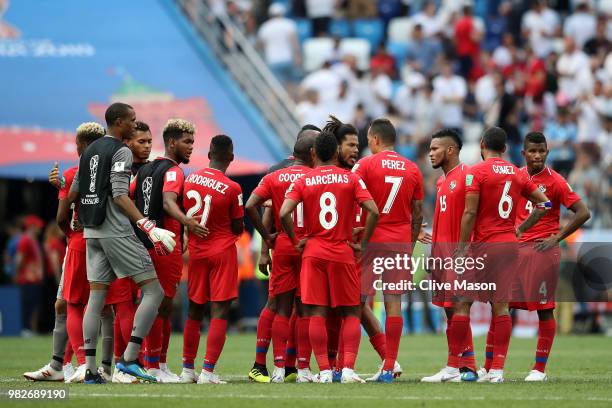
<box><xmin>142</xmin><ymin>176</ymin><xmax>153</xmax><ymax>215</ymax></box>
<box><xmin>89</xmin><ymin>154</ymin><xmax>99</xmax><ymax>193</ymax></box>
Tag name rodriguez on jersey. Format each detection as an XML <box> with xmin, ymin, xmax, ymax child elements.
<box><xmin>372</xmin><ymin>279</ymin><xmax>497</xmax><ymax>292</ymax></box>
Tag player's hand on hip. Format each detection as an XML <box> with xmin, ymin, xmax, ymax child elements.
<box><xmin>137</xmin><ymin>218</ymin><xmax>177</xmax><ymax>256</ymax></box>
<box><xmin>186</xmin><ymin>216</ymin><xmax>209</xmax><ymax>238</ymax></box>
<box><xmin>535</xmin><ymin>234</ymin><xmax>559</xmax><ymax>252</ymax></box>
<box><xmin>259</xmin><ymin>251</ymin><xmax>272</xmax><ymax>276</ymax></box>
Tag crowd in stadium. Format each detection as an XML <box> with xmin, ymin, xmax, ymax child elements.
<box><xmin>204</xmin><ymin>0</ymin><xmax>612</xmax><ymax>228</ymax></box>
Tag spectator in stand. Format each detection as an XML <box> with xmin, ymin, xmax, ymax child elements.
<box><xmin>411</xmin><ymin>1</ymin><xmax>443</xmax><ymax>38</ymax></box>
<box><xmin>394</xmin><ymin>72</ymin><xmax>425</xmax><ymax>138</ymax></box>
<box><xmin>345</xmin><ymin>0</ymin><xmax>377</xmax><ymax>19</ymax></box>
<box><xmin>332</xmin><ymin>80</ymin><xmax>358</xmax><ymax>124</ymax></box>
<box><xmin>557</xmin><ymin>36</ymin><xmax>590</xmax><ymax>101</ymax></box>
<box><xmin>370</xmin><ymin>41</ymin><xmax>397</xmax><ymax>79</ymax></box>
<box><xmin>476</xmin><ymin>58</ymin><xmax>500</xmax><ymax>115</ymax></box>
<box><xmin>296</xmin><ymin>88</ymin><xmax>328</xmax><ymax>128</ymax></box>
<box><xmin>521</xmin><ymin>0</ymin><xmax>560</xmax><ymax>59</ymax></box>
<box><xmin>305</xmin><ymin>0</ymin><xmax>336</xmax><ymax>36</ymax></box>
<box><xmin>454</xmin><ymin>4</ymin><xmax>484</xmax><ymax>79</ymax></box>
<box><xmin>353</xmin><ymin>103</ymin><xmax>371</xmax><ymax>156</ymax></box>
<box><xmin>3</xmin><ymin>217</ymin><xmax>22</xmax><ymax>282</ymax></box>
<box><xmin>301</xmin><ymin>60</ymin><xmax>341</xmax><ymax>104</ymax></box>
<box><xmin>484</xmin><ymin>1</ymin><xmax>512</xmax><ymax>52</ymax></box>
<box><xmin>544</xmin><ymin>105</ymin><xmax>578</xmax><ymax>173</ymax></box>
<box><xmin>377</xmin><ymin>0</ymin><xmax>405</xmax><ymax>27</ymax></box>
<box><xmin>577</xmin><ymin>80</ymin><xmax>606</xmax><ymax>143</ymax></box>
<box><xmin>367</xmin><ymin>64</ymin><xmax>393</xmax><ymax>118</ymax></box>
<box><xmin>569</xmin><ymin>142</ymin><xmax>604</xmax><ymax>223</ymax></box>
<box><xmin>584</xmin><ymin>16</ymin><xmax>611</xmax><ymax>57</ymax></box>
<box><xmin>43</xmin><ymin>223</ymin><xmax>65</xmax><ymax>285</ymax></box>
<box><xmin>257</xmin><ymin>3</ymin><xmax>301</xmax><ymax>84</ymax></box>
<box><xmin>523</xmin><ymin>46</ymin><xmax>548</xmax><ymax>129</ymax></box>
<box><xmin>563</xmin><ymin>0</ymin><xmax>597</xmax><ymax>50</ymax></box>
<box><xmin>432</xmin><ymin>60</ymin><xmax>467</xmax><ymax>134</ymax></box>
<box><xmin>404</xmin><ymin>23</ymin><xmax>443</xmax><ymax>77</ymax></box>
<box><xmin>492</xmin><ymin>32</ymin><xmax>517</xmax><ymax>69</ymax></box>
<box><xmin>15</xmin><ymin>215</ymin><xmax>45</xmax><ymax>335</ymax></box>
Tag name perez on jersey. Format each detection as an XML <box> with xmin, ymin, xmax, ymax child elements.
<box><xmin>381</xmin><ymin>160</ymin><xmax>406</xmax><ymax>170</ymax></box>
<box><xmin>185</xmin><ymin>173</ymin><xmax>229</xmax><ymax>194</ymax></box>
<box><xmin>304</xmin><ymin>173</ymin><xmax>349</xmax><ymax>186</ymax></box>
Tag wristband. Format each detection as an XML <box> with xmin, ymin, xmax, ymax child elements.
<box><xmin>536</xmin><ymin>201</ymin><xmax>552</xmax><ymax>210</ymax></box>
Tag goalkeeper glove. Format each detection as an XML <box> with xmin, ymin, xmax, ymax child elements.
<box><xmin>136</xmin><ymin>218</ymin><xmax>176</xmax><ymax>255</ymax></box>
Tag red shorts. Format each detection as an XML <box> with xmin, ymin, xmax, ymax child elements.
<box><xmin>270</xmin><ymin>253</ymin><xmax>301</xmax><ymax>297</ymax></box>
<box><xmin>510</xmin><ymin>244</ymin><xmax>559</xmax><ymax>311</ymax></box>
<box><xmin>149</xmin><ymin>250</ymin><xmax>182</xmax><ymax>298</ymax></box>
<box><xmin>106</xmin><ymin>277</ymin><xmax>134</xmax><ymax>305</ymax></box>
<box><xmin>188</xmin><ymin>246</ymin><xmax>238</xmax><ymax>304</ymax></box>
<box><xmin>301</xmin><ymin>256</ymin><xmax>359</xmax><ymax>307</ymax></box>
<box><xmin>62</xmin><ymin>248</ymin><xmax>89</xmax><ymax>305</ymax></box>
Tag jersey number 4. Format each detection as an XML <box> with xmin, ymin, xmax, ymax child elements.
<box><xmin>185</xmin><ymin>190</ymin><xmax>212</xmax><ymax>226</ymax></box>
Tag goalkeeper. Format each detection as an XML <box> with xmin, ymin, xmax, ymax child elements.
<box><xmin>66</xmin><ymin>103</ymin><xmax>175</xmax><ymax>384</ymax></box>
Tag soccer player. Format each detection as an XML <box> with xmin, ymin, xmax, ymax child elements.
<box><xmin>511</xmin><ymin>132</ymin><xmax>590</xmax><ymax>382</ymax></box>
<box><xmin>454</xmin><ymin>127</ymin><xmax>550</xmax><ymax>383</ymax></box>
<box><xmin>245</xmin><ymin>131</ymin><xmax>317</xmax><ymax>383</ymax></box>
<box><xmin>125</xmin><ymin>120</ymin><xmax>153</xmax><ymax>176</ymax></box>
<box><xmin>323</xmin><ymin>116</ymin><xmax>399</xmax><ymax>380</ymax></box>
<box><xmin>23</xmin><ymin>123</ymin><xmax>105</xmax><ymax>382</ymax></box>
<box><xmin>421</xmin><ymin>129</ymin><xmax>477</xmax><ymax>383</ymax></box>
<box><xmin>280</xmin><ymin>131</ymin><xmax>379</xmax><ymax>383</ymax></box>
<box><xmin>67</xmin><ymin>103</ymin><xmax>175</xmax><ymax>384</ymax></box>
<box><xmin>353</xmin><ymin>118</ymin><xmax>424</xmax><ymax>383</ymax></box>
<box><xmin>180</xmin><ymin>135</ymin><xmax>244</xmax><ymax>384</ymax></box>
<box><xmin>133</xmin><ymin>119</ymin><xmax>205</xmax><ymax>382</ymax></box>
<box><xmin>248</xmin><ymin>124</ymin><xmax>321</xmax><ymax>384</ymax></box>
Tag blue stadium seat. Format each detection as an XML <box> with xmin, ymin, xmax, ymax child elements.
<box><xmin>386</xmin><ymin>41</ymin><xmax>408</xmax><ymax>71</ymax></box>
<box><xmin>351</xmin><ymin>19</ymin><xmax>384</xmax><ymax>49</ymax></box>
<box><xmin>329</xmin><ymin>19</ymin><xmax>351</xmax><ymax>38</ymax></box>
<box><xmin>294</xmin><ymin>18</ymin><xmax>312</xmax><ymax>43</ymax></box>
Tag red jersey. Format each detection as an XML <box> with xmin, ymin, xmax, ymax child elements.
<box><xmin>516</xmin><ymin>167</ymin><xmax>580</xmax><ymax>242</ymax></box>
<box><xmin>183</xmin><ymin>167</ymin><xmax>244</xmax><ymax>259</ymax></box>
<box><xmin>59</xmin><ymin>166</ymin><xmax>85</xmax><ymax>251</ymax></box>
<box><xmin>16</xmin><ymin>234</ymin><xmax>43</xmax><ymax>284</ymax></box>
<box><xmin>465</xmin><ymin>157</ymin><xmax>537</xmax><ymax>242</ymax></box>
<box><xmin>455</xmin><ymin>16</ymin><xmax>479</xmax><ymax>57</ymax></box>
<box><xmin>160</xmin><ymin>161</ymin><xmax>185</xmax><ymax>253</ymax></box>
<box><xmin>252</xmin><ymin>164</ymin><xmax>310</xmax><ymax>255</ymax></box>
<box><xmin>285</xmin><ymin>165</ymin><xmax>373</xmax><ymax>263</ymax></box>
<box><xmin>432</xmin><ymin>163</ymin><xmax>469</xmax><ymax>243</ymax></box>
<box><xmin>353</xmin><ymin>151</ymin><xmax>424</xmax><ymax>243</ymax></box>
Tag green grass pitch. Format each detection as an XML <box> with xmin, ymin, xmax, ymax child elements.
<box><xmin>1</xmin><ymin>333</ymin><xmax>610</xmax><ymax>407</ymax></box>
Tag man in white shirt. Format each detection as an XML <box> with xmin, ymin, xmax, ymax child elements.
<box><xmin>257</xmin><ymin>3</ymin><xmax>301</xmax><ymax>83</ymax></box>
<box><xmin>556</xmin><ymin>36</ymin><xmax>590</xmax><ymax>101</ymax></box>
<box><xmin>411</xmin><ymin>1</ymin><xmax>442</xmax><ymax>38</ymax></box>
<box><xmin>367</xmin><ymin>67</ymin><xmax>392</xmax><ymax>118</ymax></box>
<box><xmin>521</xmin><ymin>0</ymin><xmax>560</xmax><ymax>58</ymax></box>
<box><xmin>300</xmin><ymin>61</ymin><xmax>342</xmax><ymax>105</ymax></box>
<box><xmin>296</xmin><ymin>89</ymin><xmax>328</xmax><ymax>128</ymax></box>
<box><xmin>432</xmin><ymin>62</ymin><xmax>467</xmax><ymax>132</ymax></box>
<box><xmin>563</xmin><ymin>1</ymin><xmax>597</xmax><ymax>49</ymax></box>
<box><xmin>306</xmin><ymin>0</ymin><xmax>336</xmax><ymax>36</ymax></box>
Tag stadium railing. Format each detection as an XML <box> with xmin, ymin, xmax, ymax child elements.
<box><xmin>176</xmin><ymin>0</ymin><xmax>300</xmax><ymax>152</ymax></box>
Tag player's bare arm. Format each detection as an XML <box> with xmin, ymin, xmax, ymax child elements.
<box><xmin>231</xmin><ymin>217</ymin><xmax>244</xmax><ymax>236</ymax></box>
<box><xmin>535</xmin><ymin>199</ymin><xmax>591</xmax><ymax>251</ymax></box>
<box><xmin>162</xmin><ymin>191</ymin><xmax>208</xmax><ymax>238</ymax></box>
<box><xmin>516</xmin><ymin>188</ymin><xmax>550</xmax><ymax>239</ymax></box>
<box><xmin>280</xmin><ymin>197</ymin><xmax>302</xmax><ymax>250</ymax></box>
<box><xmin>457</xmin><ymin>193</ymin><xmax>479</xmax><ymax>254</ymax></box>
<box><xmin>258</xmin><ymin>207</ymin><xmax>274</xmax><ymax>275</ymax></box>
<box><xmin>411</xmin><ymin>200</ymin><xmax>424</xmax><ymax>250</ymax></box>
<box><xmin>244</xmin><ymin>192</ymin><xmax>278</xmax><ymax>248</ymax></box>
<box><xmin>358</xmin><ymin>199</ymin><xmax>379</xmax><ymax>251</ymax></box>
<box><xmin>55</xmin><ymin>198</ymin><xmax>72</xmax><ymax>235</ymax></box>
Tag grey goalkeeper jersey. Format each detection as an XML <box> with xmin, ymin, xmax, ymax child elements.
<box><xmin>71</xmin><ymin>143</ymin><xmax>135</xmax><ymax>239</ymax></box>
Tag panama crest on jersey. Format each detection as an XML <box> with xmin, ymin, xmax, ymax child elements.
<box><xmin>538</xmin><ymin>184</ymin><xmax>546</xmax><ymax>193</ymax></box>
<box><xmin>142</xmin><ymin>176</ymin><xmax>153</xmax><ymax>215</ymax></box>
<box><xmin>449</xmin><ymin>180</ymin><xmax>457</xmax><ymax>191</ymax></box>
<box><xmin>89</xmin><ymin>154</ymin><xmax>99</xmax><ymax>192</ymax></box>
